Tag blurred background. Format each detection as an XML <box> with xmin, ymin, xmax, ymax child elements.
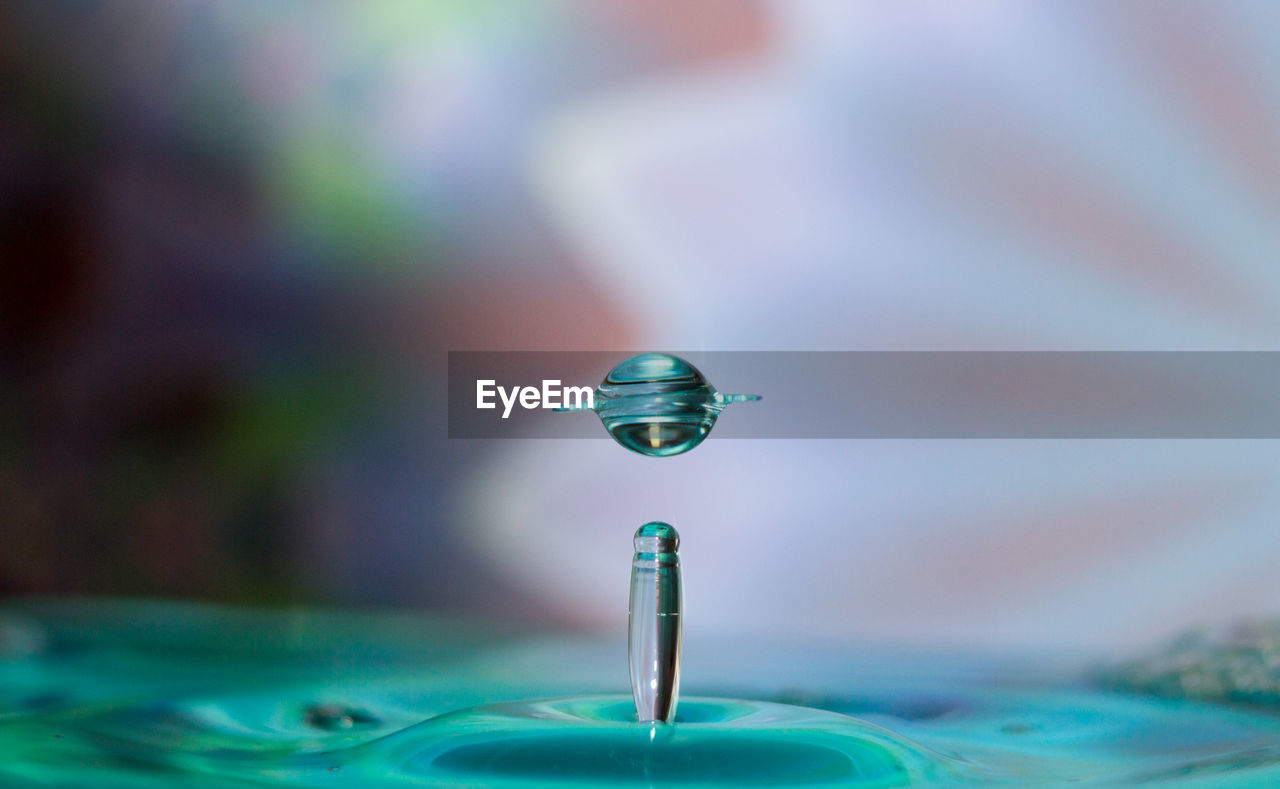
<box><xmin>4</xmin><ymin>0</ymin><xmax>1280</xmax><ymax>654</ymax></box>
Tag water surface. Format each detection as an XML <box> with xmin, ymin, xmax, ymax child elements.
<box><xmin>2</xmin><ymin>600</ymin><xmax>1278</xmax><ymax>786</ymax></box>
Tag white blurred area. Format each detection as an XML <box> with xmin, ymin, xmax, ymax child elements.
<box><xmin>463</xmin><ymin>0</ymin><xmax>1280</xmax><ymax>652</ymax></box>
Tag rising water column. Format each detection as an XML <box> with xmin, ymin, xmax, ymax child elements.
<box><xmin>629</xmin><ymin>521</ymin><xmax>682</xmax><ymax>723</ymax></box>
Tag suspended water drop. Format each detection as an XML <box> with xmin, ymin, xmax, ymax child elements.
<box><xmin>558</xmin><ymin>353</ymin><xmax>760</xmax><ymax>457</ymax></box>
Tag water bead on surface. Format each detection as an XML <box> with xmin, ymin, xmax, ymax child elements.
<box><xmin>304</xmin><ymin>702</ymin><xmax>381</xmax><ymax>731</ymax></box>
<box><xmin>560</xmin><ymin>353</ymin><xmax>760</xmax><ymax>457</ymax></box>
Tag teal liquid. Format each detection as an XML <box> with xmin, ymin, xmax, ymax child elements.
<box><xmin>368</xmin><ymin>696</ymin><xmax>933</xmax><ymax>787</ymax></box>
<box><xmin>558</xmin><ymin>353</ymin><xmax>760</xmax><ymax>457</ymax></box>
<box><xmin>4</xmin><ymin>600</ymin><xmax>1280</xmax><ymax>787</ymax></box>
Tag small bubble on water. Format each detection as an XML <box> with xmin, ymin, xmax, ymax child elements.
<box><xmin>1001</xmin><ymin>722</ymin><xmax>1039</xmax><ymax>735</ymax></box>
<box><xmin>304</xmin><ymin>703</ymin><xmax>380</xmax><ymax>731</ymax></box>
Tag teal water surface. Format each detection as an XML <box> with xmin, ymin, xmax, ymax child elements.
<box><xmin>2</xmin><ymin>600</ymin><xmax>1280</xmax><ymax>787</ymax></box>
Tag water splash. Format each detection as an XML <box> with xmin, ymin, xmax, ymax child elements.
<box><xmin>558</xmin><ymin>353</ymin><xmax>760</xmax><ymax>457</ymax></box>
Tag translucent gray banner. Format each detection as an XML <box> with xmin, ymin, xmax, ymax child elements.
<box><xmin>447</xmin><ymin>352</ymin><xmax>1280</xmax><ymax>439</ymax></box>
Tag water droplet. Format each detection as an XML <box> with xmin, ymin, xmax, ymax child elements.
<box><xmin>560</xmin><ymin>353</ymin><xmax>760</xmax><ymax>457</ymax></box>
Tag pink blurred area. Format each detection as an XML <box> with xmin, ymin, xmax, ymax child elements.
<box><xmin>0</xmin><ymin>0</ymin><xmax>768</xmax><ymax>608</ymax></box>
<box><xmin>4</xmin><ymin>1</ymin><xmax>1280</xmax><ymax>652</ymax></box>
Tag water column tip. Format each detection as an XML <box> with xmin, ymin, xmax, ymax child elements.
<box><xmin>634</xmin><ymin>522</ymin><xmax>679</xmax><ymax>552</ymax></box>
